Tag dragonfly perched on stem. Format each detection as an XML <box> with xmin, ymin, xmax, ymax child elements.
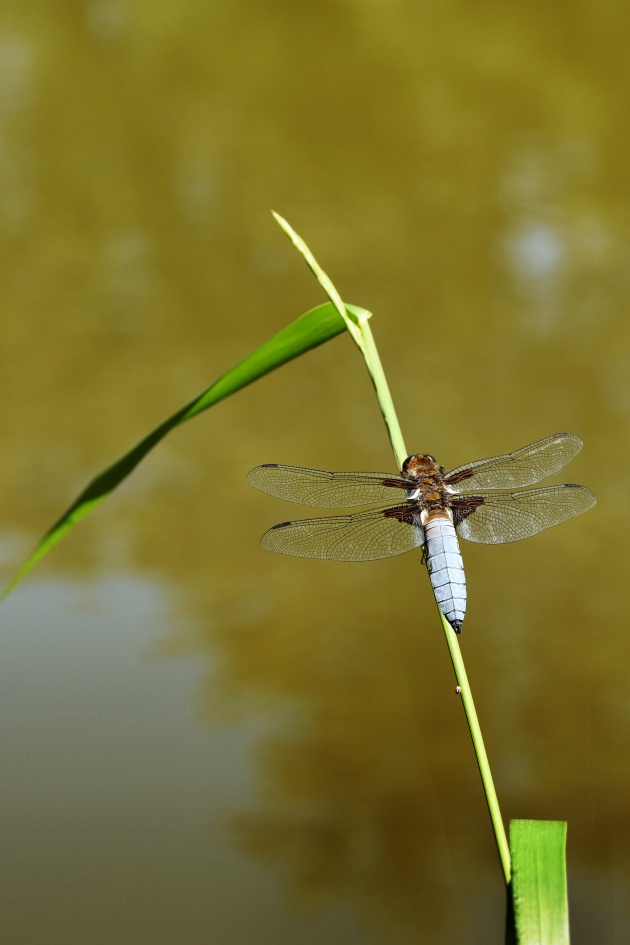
<box><xmin>247</xmin><ymin>433</ymin><xmax>596</xmax><ymax>633</ymax></box>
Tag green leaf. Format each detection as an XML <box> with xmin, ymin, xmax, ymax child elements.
<box><xmin>510</xmin><ymin>820</ymin><xmax>569</xmax><ymax>945</ymax></box>
<box><xmin>3</xmin><ymin>301</ymin><xmax>364</xmax><ymax>599</ymax></box>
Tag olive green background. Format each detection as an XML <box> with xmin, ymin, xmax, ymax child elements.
<box><xmin>0</xmin><ymin>3</ymin><xmax>626</xmax><ymax>943</ymax></box>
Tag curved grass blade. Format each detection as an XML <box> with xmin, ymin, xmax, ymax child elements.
<box><xmin>272</xmin><ymin>212</ymin><xmax>365</xmax><ymax>348</ymax></box>
<box><xmin>3</xmin><ymin>301</ymin><xmax>365</xmax><ymax>599</ymax></box>
<box><xmin>510</xmin><ymin>820</ymin><xmax>569</xmax><ymax>944</ymax></box>
<box><xmin>273</xmin><ymin>212</ymin><xmax>407</xmax><ymax>466</ymax></box>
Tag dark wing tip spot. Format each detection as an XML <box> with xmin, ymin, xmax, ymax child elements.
<box><xmin>271</xmin><ymin>521</ymin><xmax>292</xmax><ymax>530</ymax></box>
<box><xmin>260</xmin><ymin>463</ymin><xmax>280</xmax><ymax>469</ymax></box>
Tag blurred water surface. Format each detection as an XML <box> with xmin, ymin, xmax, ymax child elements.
<box><xmin>0</xmin><ymin>2</ymin><xmax>628</xmax><ymax>942</ymax></box>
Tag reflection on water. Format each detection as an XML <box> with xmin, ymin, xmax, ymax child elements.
<box><xmin>0</xmin><ymin>575</ymin><xmax>371</xmax><ymax>944</ymax></box>
<box><xmin>498</xmin><ymin>139</ymin><xmax>618</xmax><ymax>340</ymax></box>
<box><xmin>1</xmin><ymin>0</ymin><xmax>629</xmax><ymax>942</ymax></box>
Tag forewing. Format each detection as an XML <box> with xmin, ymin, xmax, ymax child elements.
<box><xmin>454</xmin><ymin>484</ymin><xmax>596</xmax><ymax>544</ymax></box>
<box><xmin>445</xmin><ymin>433</ymin><xmax>584</xmax><ymax>492</ymax></box>
<box><xmin>260</xmin><ymin>506</ymin><xmax>424</xmax><ymax>560</ymax></box>
<box><xmin>247</xmin><ymin>464</ymin><xmax>407</xmax><ymax>508</ymax></box>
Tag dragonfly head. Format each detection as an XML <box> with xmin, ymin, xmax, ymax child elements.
<box><xmin>402</xmin><ymin>454</ymin><xmax>443</xmax><ymax>478</ymax></box>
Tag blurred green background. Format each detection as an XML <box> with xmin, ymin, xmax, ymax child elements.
<box><xmin>0</xmin><ymin>2</ymin><xmax>627</xmax><ymax>943</ymax></box>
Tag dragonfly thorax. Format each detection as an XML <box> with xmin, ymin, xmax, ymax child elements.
<box><xmin>402</xmin><ymin>454</ymin><xmax>449</xmax><ymax>513</ymax></box>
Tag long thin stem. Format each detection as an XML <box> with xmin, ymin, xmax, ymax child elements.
<box><xmin>366</xmin><ymin>309</ymin><xmax>511</xmax><ymax>881</ymax></box>
<box><xmin>357</xmin><ymin>315</ymin><xmax>407</xmax><ymax>468</ymax></box>
<box><xmin>363</xmin><ymin>301</ymin><xmax>511</xmax><ymax>881</ymax></box>
<box><xmin>274</xmin><ymin>213</ymin><xmax>512</xmax><ymax>885</ymax></box>
<box><xmin>439</xmin><ymin>607</ymin><xmax>512</xmax><ymax>883</ymax></box>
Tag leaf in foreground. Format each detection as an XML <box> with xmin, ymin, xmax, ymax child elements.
<box><xmin>510</xmin><ymin>819</ymin><xmax>569</xmax><ymax>945</ymax></box>
<box><xmin>3</xmin><ymin>301</ymin><xmax>364</xmax><ymax>599</ymax></box>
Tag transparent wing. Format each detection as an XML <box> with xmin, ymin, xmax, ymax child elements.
<box><xmin>454</xmin><ymin>484</ymin><xmax>596</xmax><ymax>544</ymax></box>
<box><xmin>260</xmin><ymin>506</ymin><xmax>424</xmax><ymax>560</ymax></box>
<box><xmin>247</xmin><ymin>464</ymin><xmax>408</xmax><ymax>508</ymax></box>
<box><xmin>445</xmin><ymin>433</ymin><xmax>584</xmax><ymax>492</ymax></box>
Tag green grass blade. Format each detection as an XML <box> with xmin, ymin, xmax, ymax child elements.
<box><xmin>442</xmin><ymin>608</ymin><xmax>511</xmax><ymax>885</ymax></box>
<box><xmin>3</xmin><ymin>301</ymin><xmax>360</xmax><ymax>598</ymax></box>
<box><xmin>272</xmin><ymin>214</ymin><xmax>407</xmax><ymax>466</ymax></box>
<box><xmin>272</xmin><ymin>212</ymin><xmax>365</xmax><ymax>349</ymax></box>
<box><xmin>510</xmin><ymin>820</ymin><xmax>569</xmax><ymax>944</ymax></box>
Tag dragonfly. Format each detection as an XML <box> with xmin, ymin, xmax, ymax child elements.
<box><xmin>247</xmin><ymin>433</ymin><xmax>596</xmax><ymax>633</ymax></box>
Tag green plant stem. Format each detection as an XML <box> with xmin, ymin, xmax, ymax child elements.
<box><xmin>356</xmin><ymin>315</ymin><xmax>407</xmax><ymax>468</ymax></box>
<box><xmin>275</xmin><ymin>213</ymin><xmax>512</xmax><ymax>886</ymax></box>
<box><xmin>439</xmin><ymin>607</ymin><xmax>512</xmax><ymax>884</ymax></box>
